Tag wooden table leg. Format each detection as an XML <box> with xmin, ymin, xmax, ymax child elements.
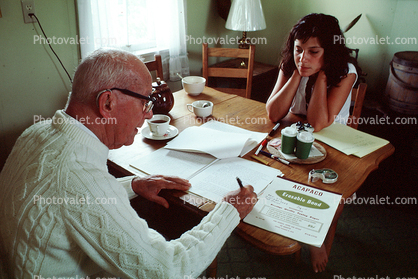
<box><xmin>294</xmin><ymin>249</ymin><xmax>301</xmax><ymax>264</ymax></box>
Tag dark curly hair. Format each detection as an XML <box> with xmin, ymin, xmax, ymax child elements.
<box><xmin>280</xmin><ymin>13</ymin><xmax>357</xmax><ymax>87</ymax></box>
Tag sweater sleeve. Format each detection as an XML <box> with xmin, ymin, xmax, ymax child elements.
<box><xmin>60</xmin><ymin>168</ymin><xmax>240</xmax><ymax>279</ymax></box>
<box><xmin>116</xmin><ymin>175</ymin><xmax>137</xmax><ymax>200</ymax></box>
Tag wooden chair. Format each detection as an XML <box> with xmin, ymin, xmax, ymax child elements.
<box><xmin>202</xmin><ymin>43</ymin><xmax>255</xmax><ymax>99</ymax></box>
<box><xmin>145</xmin><ymin>54</ymin><xmax>164</xmax><ymax>80</ymax></box>
<box><xmin>348</xmin><ymin>83</ymin><xmax>367</xmax><ymax>129</ymax></box>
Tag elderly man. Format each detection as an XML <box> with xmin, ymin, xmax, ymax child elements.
<box><xmin>0</xmin><ymin>49</ymin><xmax>257</xmax><ymax>278</ymax></box>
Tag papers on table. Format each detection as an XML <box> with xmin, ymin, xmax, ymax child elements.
<box><xmin>313</xmin><ymin>122</ymin><xmax>389</xmax><ymax>157</ymax></box>
<box><xmin>164</xmin><ymin>121</ymin><xmax>267</xmax><ymax>158</ymax></box>
<box><xmin>188</xmin><ymin>157</ymin><xmax>281</xmax><ymax>203</ymax></box>
<box><xmin>130</xmin><ymin>121</ymin><xmax>282</xmax><ymax>203</ymax></box>
<box><xmin>164</xmin><ymin>126</ymin><xmax>250</xmax><ymax>159</ymax></box>
<box><xmin>244</xmin><ymin>177</ymin><xmax>342</xmax><ymax>247</ymax></box>
<box><xmin>130</xmin><ymin>148</ymin><xmax>217</xmax><ymax>179</ymax></box>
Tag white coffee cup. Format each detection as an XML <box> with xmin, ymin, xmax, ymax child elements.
<box><xmin>146</xmin><ymin>114</ymin><xmax>170</xmax><ymax>136</ymax></box>
<box><xmin>186</xmin><ymin>101</ymin><xmax>213</xmax><ymax>118</ymax></box>
<box><xmin>182</xmin><ymin>76</ymin><xmax>206</xmax><ymax>96</ymax></box>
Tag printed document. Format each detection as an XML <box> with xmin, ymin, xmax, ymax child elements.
<box><xmin>244</xmin><ymin>177</ymin><xmax>342</xmax><ymax>247</ymax></box>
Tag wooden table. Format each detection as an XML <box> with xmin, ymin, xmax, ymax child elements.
<box><xmin>108</xmin><ymin>87</ymin><xmax>395</xmax><ymax>257</ymax></box>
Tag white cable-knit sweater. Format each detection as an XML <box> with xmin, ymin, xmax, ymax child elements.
<box><xmin>0</xmin><ymin>110</ymin><xmax>240</xmax><ymax>279</ymax></box>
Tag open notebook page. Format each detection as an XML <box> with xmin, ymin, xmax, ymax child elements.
<box><xmin>130</xmin><ymin>148</ymin><xmax>217</xmax><ymax>179</ymax></box>
<box><xmin>201</xmin><ymin>121</ymin><xmax>268</xmax><ymax>156</ymax></box>
<box><xmin>188</xmin><ymin>157</ymin><xmax>282</xmax><ymax>203</ymax></box>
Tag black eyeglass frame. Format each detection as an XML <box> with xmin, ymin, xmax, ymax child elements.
<box><xmin>96</xmin><ymin>87</ymin><xmax>156</xmax><ymax>113</ymax></box>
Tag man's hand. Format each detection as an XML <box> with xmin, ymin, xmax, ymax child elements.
<box><xmin>131</xmin><ymin>175</ymin><xmax>191</xmax><ymax>208</ymax></box>
<box><xmin>222</xmin><ymin>185</ymin><xmax>257</xmax><ymax>219</ymax></box>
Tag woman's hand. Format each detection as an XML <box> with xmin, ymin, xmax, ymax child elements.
<box><xmin>306</xmin><ymin>71</ymin><xmax>356</xmax><ymax>131</ymax></box>
<box><xmin>317</xmin><ymin>70</ymin><xmax>327</xmax><ymax>82</ymax></box>
<box><xmin>266</xmin><ymin>69</ymin><xmax>302</xmax><ymax>123</ymax></box>
<box><xmin>131</xmin><ymin>175</ymin><xmax>191</xmax><ymax>208</ymax></box>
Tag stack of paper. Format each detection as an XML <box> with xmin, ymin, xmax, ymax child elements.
<box><xmin>313</xmin><ymin>123</ymin><xmax>389</xmax><ymax>157</ymax></box>
<box><xmin>130</xmin><ymin>121</ymin><xmax>282</xmax><ymax>203</ymax></box>
<box><xmin>165</xmin><ymin>121</ymin><xmax>267</xmax><ymax>158</ymax></box>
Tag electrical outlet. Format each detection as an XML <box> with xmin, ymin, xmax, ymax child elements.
<box><xmin>21</xmin><ymin>0</ymin><xmax>36</xmax><ymax>23</ymax></box>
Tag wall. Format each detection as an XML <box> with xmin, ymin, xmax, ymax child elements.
<box><xmin>0</xmin><ymin>0</ymin><xmax>78</xmax><ymax>168</ymax></box>
<box><xmin>186</xmin><ymin>0</ymin><xmax>418</xmax><ymax>101</ymax></box>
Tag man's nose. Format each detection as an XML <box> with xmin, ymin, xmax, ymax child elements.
<box><xmin>145</xmin><ymin>110</ymin><xmax>153</xmax><ymax>119</ymax></box>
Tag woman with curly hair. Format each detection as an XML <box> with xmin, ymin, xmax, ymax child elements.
<box><xmin>266</xmin><ymin>13</ymin><xmax>359</xmax><ymax>273</ymax></box>
<box><xmin>266</xmin><ymin>13</ymin><xmax>360</xmax><ymax>131</ymax></box>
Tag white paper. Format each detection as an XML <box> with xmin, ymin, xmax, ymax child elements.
<box><xmin>244</xmin><ymin>177</ymin><xmax>342</xmax><ymax>247</ymax></box>
<box><xmin>201</xmin><ymin>121</ymin><xmax>268</xmax><ymax>156</ymax></box>
<box><xmin>164</xmin><ymin>121</ymin><xmax>268</xmax><ymax>159</ymax></box>
<box><xmin>164</xmin><ymin>126</ymin><xmax>253</xmax><ymax>159</ymax></box>
<box><xmin>189</xmin><ymin>157</ymin><xmax>281</xmax><ymax>203</ymax></box>
<box><xmin>130</xmin><ymin>149</ymin><xmax>282</xmax><ymax>203</ymax></box>
<box><xmin>130</xmin><ymin>148</ymin><xmax>217</xmax><ymax>179</ymax></box>
<box><xmin>313</xmin><ymin>122</ymin><xmax>389</xmax><ymax>157</ymax></box>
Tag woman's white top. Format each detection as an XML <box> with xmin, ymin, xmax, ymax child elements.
<box><xmin>289</xmin><ymin>63</ymin><xmax>358</xmax><ymax>125</ymax></box>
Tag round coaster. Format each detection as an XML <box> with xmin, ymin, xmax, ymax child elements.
<box><xmin>267</xmin><ymin>138</ymin><xmax>327</xmax><ymax>164</ymax></box>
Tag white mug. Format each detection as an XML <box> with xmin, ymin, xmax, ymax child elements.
<box><xmin>146</xmin><ymin>114</ymin><xmax>170</xmax><ymax>136</ymax></box>
<box><xmin>186</xmin><ymin>101</ymin><xmax>213</xmax><ymax>118</ymax></box>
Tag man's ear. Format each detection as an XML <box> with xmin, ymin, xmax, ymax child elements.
<box><xmin>97</xmin><ymin>90</ymin><xmax>116</xmax><ymax>118</ymax></box>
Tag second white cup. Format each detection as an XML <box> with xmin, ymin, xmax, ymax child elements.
<box><xmin>186</xmin><ymin>100</ymin><xmax>213</xmax><ymax>118</ymax></box>
<box><xmin>146</xmin><ymin>114</ymin><xmax>171</xmax><ymax>136</ymax></box>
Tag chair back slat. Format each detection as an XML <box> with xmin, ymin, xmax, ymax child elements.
<box><xmin>202</xmin><ymin>43</ymin><xmax>255</xmax><ymax>99</ymax></box>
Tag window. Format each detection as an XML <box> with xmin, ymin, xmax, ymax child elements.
<box><xmin>77</xmin><ymin>0</ymin><xmax>189</xmax><ymax>80</ymax></box>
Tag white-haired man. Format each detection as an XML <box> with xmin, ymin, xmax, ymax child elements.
<box><xmin>0</xmin><ymin>49</ymin><xmax>257</xmax><ymax>278</ymax></box>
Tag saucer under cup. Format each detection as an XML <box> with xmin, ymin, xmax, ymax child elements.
<box><xmin>146</xmin><ymin>114</ymin><xmax>170</xmax><ymax>136</ymax></box>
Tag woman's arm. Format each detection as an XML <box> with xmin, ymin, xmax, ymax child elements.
<box><xmin>306</xmin><ymin>71</ymin><xmax>356</xmax><ymax>131</ymax></box>
<box><xmin>266</xmin><ymin>69</ymin><xmax>302</xmax><ymax>122</ymax></box>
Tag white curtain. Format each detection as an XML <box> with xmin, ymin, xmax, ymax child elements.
<box><xmin>77</xmin><ymin>0</ymin><xmax>189</xmax><ymax>81</ymax></box>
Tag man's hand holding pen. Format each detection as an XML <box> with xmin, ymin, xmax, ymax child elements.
<box><xmin>223</xmin><ymin>178</ymin><xmax>258</xmax><ymax>219</ymax></box>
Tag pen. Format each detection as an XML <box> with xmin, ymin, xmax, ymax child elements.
<box><xmin>255</xmin><ymin>138</ymin><xmax>268</xmax><ymax>155</ymax></box>
<box><xmin>236</xmin><ymin>177</ymin><xmax>244</xmax><ymax>189</ymax></box>
<box><xmin>251</xmin><ymin>154</ymin><xmax>271</xmax><ymax>166</ymax></box>
<box><xmin>259</xmin><ymin>150</ymin><xmax>290</xmax><ymax>165</ymax></box>
<box><xmin>268</xmin><ymin>122</ymin><xmax>281</xmax><ymax>137</ymax></box>
<box><xmin>255</xmin><ymin>123</ymin><xmax>280</xmax><ymax>155</ymax></box>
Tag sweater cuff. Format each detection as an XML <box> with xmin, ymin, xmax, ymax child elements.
<box><xmin>116</xmin><ymin>176</ymin><xmax>137</xmax><ymax>200</ymax></box>
<box><xmin>206</xmin><ymin>201</ymin><xmax>241</xmax><ymax>231</ymax></box>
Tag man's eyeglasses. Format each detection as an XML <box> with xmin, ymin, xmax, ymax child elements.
<box><xmin>96</xmin><ymin>87</ymin><xmax>155</xmax><ymax>113</ymax></box>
